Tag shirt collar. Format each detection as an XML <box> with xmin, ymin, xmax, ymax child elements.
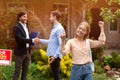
<box><xmin>19</xmin><ymin>21</ymin><xmax>27</xmax><ymax>27</ymax></box>
<box><xmin>52</xmin><ymin>23</ymin><xmax>60</xmax><ymax>29</ymax></box>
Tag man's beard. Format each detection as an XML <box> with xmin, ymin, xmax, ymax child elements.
<box><xmin>21</xmin><ymin>19</ymin><xmax>27</xmax><ymax>24</ymax></box>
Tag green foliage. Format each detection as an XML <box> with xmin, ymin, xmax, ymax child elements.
<box><xmin>100</xmin><ymin>8</ymin><xmax>116</xmax><ymax>23</ymax></box>
<box><xmin>31</xmin><ymin>49</ymin><xmax>58</xmax><ymax>78</ymax></box>
<box><xmin>103</xmin><ymin>56</ymin><xmax>112</xmax><ymax>66</ymax></box>
<box><xmin>106</xmin><ymin>0</ymin><xmax>120</xmax><ymax>5</ymax></box>
<box><xmin>1</xmin><ymin>62</ymin><xmax>41</xmax><ymax>80</ymax></box>
<box><xmin>42</xmin><ymin>46</ymin><xmax>47</xmax><ymax>51</ymax></box>
<box><xmin>114</xmin><ymin>9</ymin><xmax>120</xmax><ymax>17</ymax></box>
<box><xmin>36</xmin><ymin>49</ymin><xmax>72</xmax><ymax>78</ymax></box>
<box><xmin>92</xmin><ymin>47</ymin><xmax>104</xmax><ymax>63</ymax></box>
<box><xmin>30</xmin><ymin>49</ymin><xmax>41</xmax><ymax>63</ymax></box>
<box><xmin>0</xmin><ymin>2</ymin><xmax>21</xmax><ymax>48</ymax></box>
<box><xmin>0</xmin><ymin>43</ymin><xmax>8</xmax><ymax>49</ymax></box>
<box><xmin>1</xmin><ymin>49</ymin><xmax>110</xmax><ymax>80</ymax></box>
<box><xmin>85</xmin><ymin>11</ymin><xmax>93</xmax><ymax>25</ymax></box>
<box><xmin>2</xmin><ymin>62</ymin><xmax>15</xmax><ymax>80</ymax></box>
<box><xmin>103</xmin><ymin>52</ymin><xmax>120</xmax><ymax>68</ymax></box>
<box><xmin>93</xmin><ymin>73</ymin><xmax>109</xmax><ymax>80</ymax></box>
<box><xmin>100</xmin><ymin>0</ymin><xmax>120</xmax><ymax>22</ymax></box>
<box><xmin>36</xmin><ymin>49</ymin><xmax>51</xmax><ymax>78</ymax></box>
<box><xmin>81</xmin><ymin>0</ymin><xmax>98</xmax><ymax>3</ymax></box>
<box><xmin>94</xmin><ymin>60</ymin><xmax>104</xmax><ymax>74</ymax></box>
<box><xmin>91</xmin><ymin>0</ymin><xmax>98</xmax><ymax>3</ymax></box>
<box><xmin>60</xmin><ymin>54</ymin><xmax>72</xmax><ymax>78</ymax></box>
<box><xmin>27</xmin><ymin>63</ymin><xmax>39</xmax><ymax>80</ymax></box>
<box><xmin>0</xmin><ymin>0</ymin><xmax>42</xmax><ymax>49</ymax></box>
<box><xmin>91</xmin><ymin>47</ymin><xmax>105</xmax><ymax>74</ymax></box>
<box><xmin>111</xmin><ymin>52</ymin><xmax>120</xmax><ymax>68</ymax></box>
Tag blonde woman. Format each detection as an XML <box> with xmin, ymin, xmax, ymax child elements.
<box><xmin>60</xmin><ymin>21</ymin><xmax>106</xmax><ymax>80</ymax></box>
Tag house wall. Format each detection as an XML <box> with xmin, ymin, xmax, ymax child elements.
<box><xmin>91</xmin><ymin>0</ymin><xmax>120</xmax><ymax>49</ymax></box>
<box><xmin>0</xmin><ymin>0</ymin><xmax>120</xmax><ymax>49</ymax></box>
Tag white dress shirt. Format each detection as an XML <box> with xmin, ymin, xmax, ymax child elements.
<box><xmin>19</xmin><ymin>21</ymin><xmax>29</xmax><ymax>48</ymax></box>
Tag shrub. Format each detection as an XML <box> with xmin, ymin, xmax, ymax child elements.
<box><xmin>36</xmin><ymin>49</ymin><xmax>52</xmax><ymax>78</ymax></box>
<box><xmin>111</xmin><ymin>52</ymin><xmax>120</xmax><ymax>68</ymax></box>
<box><xmin>103</xmin><ymin>56</ymin><xmax>112</xmax><ymax>66</ymax></box>
<box><xmin>30</xmin><ymin>46</ymin><xmax>48</xmax><ymax>63</ymax></box>
<box><xmin>31</xmin><ymin>49</ymin><xmax>41</xmax><ymax>63</ymax></box>
<box><xmin>94</xmin><ymin>60</ymin><xmax>104</xmax><ymax>74</ymax></box>
<box><xmin>93</xmin><ymin>73</ymin><xmax>109</xmax><ymax>80</ymax></box>
<box><xmin>27</xmin><ymin>63</ymin><xmax>38</xmax><ymax>80</ymax></box>
<box><xmin>60</xmin><ymin>54</ymin><xmax>72</xmax><ymax>78</ymax></box>
<box><xmin>103</xmin><ymin>52</ymin><xmax>120</xmax><ymax>68</ymax></box>
<box><xmin>1</xmin><ymin>62</ymin><xmax>42</xmax><ymax>80</ymax></box>
<box><xmin>92</xmin><ymin>47</ymin><xmax>104</xmax><ymax>62</ymax></box>
<box><xmin>2</xmin><ymin>62</ymin><xmax>15</xmax><ymax>80</ymax></box>
<box><xmin>35</xmin><ymin>49</ymin><xmax>72</xmax><ymax>78</ymax></box>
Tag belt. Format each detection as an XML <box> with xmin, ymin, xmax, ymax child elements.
<box><xmin>72</xmin><ymin>62</ymin><xmax>90</xmax><ymax>66</ymax></box>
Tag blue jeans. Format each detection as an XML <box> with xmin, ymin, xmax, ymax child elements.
<box><xmin>70</xmin><ymin>63</ymin><xmax>93</xmax><ymax>80</ymax></box>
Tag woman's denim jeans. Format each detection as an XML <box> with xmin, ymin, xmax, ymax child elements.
<box><xmin>70</xmin><ymin>63</ymin><xmax>93</xmax><ymax>80</ymax></box>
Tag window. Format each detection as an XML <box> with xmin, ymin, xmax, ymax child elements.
<box><xmin>109</xmin><ymin>19</ymin><xmax>117</xmax><ymax>31</ymax></box>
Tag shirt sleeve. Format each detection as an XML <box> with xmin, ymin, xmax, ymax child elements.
<box><xmin>54</xmin><ymin>28</ymin><xmax>64</xmax><ymax>58</ymax></box>
<box><xmin>40</xmin><ymin>39</ymin><xmax>49</xmax><ymax>44</ymax></box>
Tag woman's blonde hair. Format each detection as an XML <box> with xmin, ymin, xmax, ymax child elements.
<box><xmin>75</xmin><ymin>21</ymin><xmax>91</xmax><ymax>39</ymax></box>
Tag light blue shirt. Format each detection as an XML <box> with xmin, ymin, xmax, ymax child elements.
<box><xmin>40</xmin><ymin>23</ymin><xmax>65</xmax><ymax>58</ymax></box>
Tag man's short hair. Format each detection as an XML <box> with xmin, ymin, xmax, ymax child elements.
<box><xmin>17</xmin><ymin>11</ymin><xmax>27</xmax><ymax>21</ymax></box>
<box><xmin>51</xmin><ymin>10</ymin><xmax>62</xmax><ymax>21</ymax></box>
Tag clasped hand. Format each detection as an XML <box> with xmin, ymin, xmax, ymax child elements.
<box><xmin>34</xmin><ymin>37</ymin><xmax>40</xmax><ymax>44</ymax></box>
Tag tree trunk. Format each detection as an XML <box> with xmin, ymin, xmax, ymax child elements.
<box><xmin>82</xmin><ymin>8</ymin><xmax>86</xmax><ymax>21</ymax></box>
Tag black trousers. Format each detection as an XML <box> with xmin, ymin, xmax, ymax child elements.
<box><xmin>50</xmin><ymin>57</ymin><xmax>61</xmax><ymax>80</ymax></box>
<box><xmin>13</xmin><ymin>52</ymin><xmax>30</xmax><ymax>80</ymax></box>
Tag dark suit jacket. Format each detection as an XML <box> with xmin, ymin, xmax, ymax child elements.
<box><xmin>13</xmin><ymin>22</ymin><xmax>32</xmax><ymax>56</ymax></box>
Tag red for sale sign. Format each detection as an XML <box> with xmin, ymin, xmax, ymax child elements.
<box><xmin>0</xmin><ymin>49</ymin><xmax>12</xmax><ymax>65</ymax></box>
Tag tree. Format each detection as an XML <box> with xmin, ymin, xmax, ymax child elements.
<box><xmin>100</xmin><ymin>0</ymin><xmax>120</xmax><ymax>22</ymax></box>
<box><xmin>79</xmin><ymin>0</ymin><xmax>98</xmax><ymax>21</ymax></box>
<box><xmin>0</xmin><ymin>0</ymin><xmax>46</xmax><ymax>48</ymax></box>
<box><xmin>71</xmin><ymin>0</ymin><xmax>98</xmax><ymax>24</ymax></box>
<box><xmin>106</xmin><ymin>0</ymin><xmax>120</xmax><ymax>5</ymax></box>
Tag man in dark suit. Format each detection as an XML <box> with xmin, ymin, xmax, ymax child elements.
<box><xmin>13</xmin><ymin>11</ymin><xmax>39</xmax><ymax>80</ymax></box>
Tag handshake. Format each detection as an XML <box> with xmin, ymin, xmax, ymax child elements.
<box><xmin>33</xmin><ymin>37</ymin><xmax>40</xmax><ymax>45</ymax></box>
<box><xmin>30</xmin><ymin>32</ymin><xmax>40</xmax><ymax>45</ymax></box>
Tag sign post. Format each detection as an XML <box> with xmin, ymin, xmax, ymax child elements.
<box><xmin>0</xmin><ymin>49</ymin><xmax>12</xmax><ymax>80</ymax></box>
<box><xmin>0</xmin><ymin>65</ymin><xmax>1</xmax><ymax>80</ymax></box>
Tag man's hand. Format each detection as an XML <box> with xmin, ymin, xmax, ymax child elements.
<box><xmin>49</xmin><ymin>56</ymin><xmax>56</xmax><ymax>64</ymax></box>
<box><xmin>34</xmin><ymin>37</ymin><xmax>40</xmax><ymax>44</ymax></box>
<box><xmin>60</xmin><ymin>32</ymin><xmax>66</xmax><ymax>41</ymax></box>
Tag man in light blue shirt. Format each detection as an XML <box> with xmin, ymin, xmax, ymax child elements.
<box><xmin>40</xmin><ymin>10</ymin><xmax>65</xmax><ymax>80</ymax></box>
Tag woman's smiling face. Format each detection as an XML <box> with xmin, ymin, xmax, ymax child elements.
<box><xmin>76</xmin><ymin>24</ymin><xmax>87</xmax><ymax>38</ymax></box>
